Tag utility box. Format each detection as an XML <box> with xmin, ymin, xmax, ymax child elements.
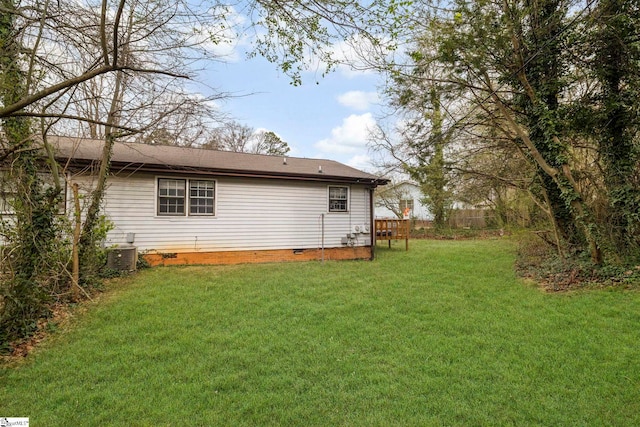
<box><xmin>106</xmin><ymin>246</ymin><xmax>137</xmax><ymax>272</ymax></box>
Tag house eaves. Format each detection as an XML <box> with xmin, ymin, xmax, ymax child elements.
<box><xmin>53</xmin><ymin>137</ymin><xmax>390</xmax><ymax>186</ymax></box>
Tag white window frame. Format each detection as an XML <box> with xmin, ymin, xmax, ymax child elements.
<box><xmin>328</xmin><ymin>185</ymin><xmax>349</xmax><ymax>213</ymax></box>
<box><xmin>1</xmin><ymin>171</ymin><xmax>67</xmax><ymax>215</ymax></box>
<box><xmin>0</xmin><ymin>170</ymin><xmax>14</xmax><ymax>214</ymax></box>
<box><xmin>0</xmin><ymin>187</ymin><xmax>14</xmax><ymax>215</ymax></box>
<box><xmin>157</xmin><ymin>178</ymin><xmax>187</xmax><ymax>216</ymax></box>
<box><xmin>188</xmin><ymin>179</ymin><xmax>216</xmax><ymax>216</ymax></box>
<box><xmin>156</xmin><ymin>177</ymin><xmax>217</xmax><ymax>217</ymax></box>
<box><xmin>400</xmin><ymin>199</ymin><xmax>414</xmax><ymax>212</ymax></box>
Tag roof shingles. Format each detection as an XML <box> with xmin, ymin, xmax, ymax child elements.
<box><xmin>53</xmin><ymin>137</ymin><xmax>388</xmax><ymax>185</ymax></box>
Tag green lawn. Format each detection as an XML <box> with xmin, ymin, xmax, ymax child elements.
<box><xmin>2</xmin><ymin>239</ymin><xmax>639</xmax><ymax>426</ymax></box>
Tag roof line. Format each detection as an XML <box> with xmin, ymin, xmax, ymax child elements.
<box><xmin>63</xmin><ymin>159</ymin><xmax>388</xmax><ymax>185</ymax></box>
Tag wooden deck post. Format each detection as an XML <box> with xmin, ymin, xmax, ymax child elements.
<box><xmin>405</xmin><ymin>219</ymin><xmax>409</xmax><ymax>251</ymax></box>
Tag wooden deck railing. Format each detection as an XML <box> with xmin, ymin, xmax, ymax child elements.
<box><xmin>374</xmin><ymin>219</ymin><xmax>409</xmax><ymax>251</ymax></box>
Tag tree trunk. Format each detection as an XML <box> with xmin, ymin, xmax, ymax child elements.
<box><xmin>71</xmin><ymin>183</ymin><xmax>81</xmax><ymax>301</ymax></box>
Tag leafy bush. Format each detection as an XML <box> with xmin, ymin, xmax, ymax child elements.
<box><xmin>516</xmin><ymin>232</ymin><xmax>640</xmax><ymax>291</ymax></box>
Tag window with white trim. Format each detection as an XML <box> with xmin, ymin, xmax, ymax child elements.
<box><xmin>189</xmin><ymin>180</ymin><xmax>215</xmax><ymax>215</ymax></box>
<box><xmin>0</xmin><ymin>187</ymin><xmax>14</xmax><ymax>214</ymax></box>
<box><xmin>400</xmin><ymin>199</ymin><xmax>414</xmax><ymax>212</ymax></box>
<box><xmin>328</xmin><ymin>186</ymin><xmax>349</xmax><ymax>212</ymax></box>
<box><xmin>1</xmin><ymin>172</ymin><xmax>66</xmax><ymax>215</ymax></box>
<box><xmin>158</xmin><ymin>178</ymin><xmax>186</xmax><ymax>215</ymax></box>
<box><xmin>157</xmin><ymin>178</ymin><xmax>215</xmax><ymax>216</ymax></box>
<box><xmin>0</xmin><ymin>172</ymin><xmax>13</xmax><ymax>214</ymax></box>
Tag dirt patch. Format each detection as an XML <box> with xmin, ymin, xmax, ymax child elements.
<box><xmin>0</xmin><ymin>303</ymin><xmax>79</xmax><ymax>364</ymax></box>
<box><xmin>411</xmin><ymin>228</ymin><xmax>509</xmax><ymax>240</ymax></box>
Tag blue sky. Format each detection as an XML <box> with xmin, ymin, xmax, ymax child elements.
<box><xmin>192</xmin><ymin>27</ymin><xmax>387</xmax><ymax>173</ymax></box>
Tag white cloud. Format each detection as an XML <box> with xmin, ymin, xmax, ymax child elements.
<box><xmin>337</xmin><ymin>91</ymin><xmax>380</xmax><ymax>111</ymax></box>
<box><xmin>302</xmin><ymin>33</ymin><xmax>392</xmax><ymax>79</ymax></box>
<box><xmin>346</xmin><ymin>154</ymin><xmax>373</xmax><ymax>171</ymax></box>
<box><xmin>254</xmin><ymin>127</ymin><xmax>272</xmax><ymax>135</ymax></box>
<box><xmin>195</xmin><ymin>6</ymin><xmax>250</xmax><ymax>62</ymax></box>
<box><xmin>314</xmin><ymin>113</ymin><xmax>376</xmax><ymax>155</ymax></box>
<box><xmin>329</xmin><ymin>34</ymin><xmax>397</xmax><ymax>78</ymax></box>
<box><xmin>331</xmin><ymin>38</ymin><xmax>376</xmax><ymax>78</ymax></box>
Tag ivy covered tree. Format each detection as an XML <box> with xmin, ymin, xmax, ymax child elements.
<box><xmin>0</xmin><ymin>0</ymin><xmax>66</xmax><ymax>346</ymax></box>
<box><xmin>374</xmin><ymin>30</ymin><xmax>458</xmax><ymax>229</ymax></box>
<box><xmin>376</xmin><ymin>0</ymin><xmax>640</xmax><ymax>264</ymax></box>
<box><xmin>405</xmin><ymin>87</ymin><xmax>452</xmax><ymax>228</ymax></box>
<box><xmin>583</xmin><ymin>0</ymin><xmax>640</xmax><ymax>261</ymax></box>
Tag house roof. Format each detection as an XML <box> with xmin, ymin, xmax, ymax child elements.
<box><xmin>383</xmin><ymin>180</ymin><xmax>420</xmax><ymax>190</ymax></box>
<box><xmin>53</xmin><ymin>137</ymin><xmax>389</xmax><ymax>186</ymax></box>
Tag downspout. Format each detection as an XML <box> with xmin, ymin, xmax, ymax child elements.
<box><xmin>369</xmin><ymin>187</ymin><xmax>375</xmax><ymax>261</ymax></box>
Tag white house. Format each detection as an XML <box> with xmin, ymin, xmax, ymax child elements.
<box><xmin>53</xmin><ymin>138</ymin><xmax>389</xmax><ymax>266</ymax></box>
<box><xmin>375</xmin><ymin>181</ymin><xmax>431</xmax><ymax>221</ymax></box>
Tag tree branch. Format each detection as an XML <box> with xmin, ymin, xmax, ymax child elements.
<box><xmin>0</xmin><ymin>65</ymin><xmax>189</xmax><ymax>118</ymax></box>
<box><xmin>10</xmin><ymin>111</ymin><xmax>140</xmax><ymax>133</ymax></box>
<box><xmin>100</xmin><ymin>0</ymin><xmax>109</xmax><ymax>65</ymax></box>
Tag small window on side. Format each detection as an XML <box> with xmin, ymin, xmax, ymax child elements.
<box><xmin>328</xmin><ymin>186</ymin><xmax>349</xmax><ymax>212</ymax></box>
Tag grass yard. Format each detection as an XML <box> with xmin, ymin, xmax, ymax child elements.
<box><xmin>1</xmin><ymin>239</ymin><xmax>639</xmax><ymax>426</ymax></box>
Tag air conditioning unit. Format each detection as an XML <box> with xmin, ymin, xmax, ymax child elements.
<box><xmin>107</xmin><ymin>246</ymin><xmax>137</xmax><ymax>272</ymax></box>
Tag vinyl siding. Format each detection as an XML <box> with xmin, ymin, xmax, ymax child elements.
<box><xmin>75</xmin><ymin>172</ymin><xmax>372</xmax><ymax>252</ymax></box>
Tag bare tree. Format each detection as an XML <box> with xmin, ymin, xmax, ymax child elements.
<box><xmin>0</xmin><ymin>0</ymin><xmax>230</xmax><ymax>344</ymax></box>
<box><xmin>252</xmin><ymin>130</ymin><xmax>290</xmax><ymax>156</ymax></box>
<box><xmin>204</xmin><ymin>120</ymin><xmax>255</xmax><ymax>152</ymax></box>
<box><xmin>374</xmin><ymin>182</ymin><xmax>412</xmax><ymax>219</ymax></box>
<box><xmin>203</xmin><ymin>121</ymin><xmax>290</xmax><ymax>155</ymax></box>
<box><xmin>1</xmin><ymin>0</ymin><xmax>408</xmax><ymax>348</ymax></box>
